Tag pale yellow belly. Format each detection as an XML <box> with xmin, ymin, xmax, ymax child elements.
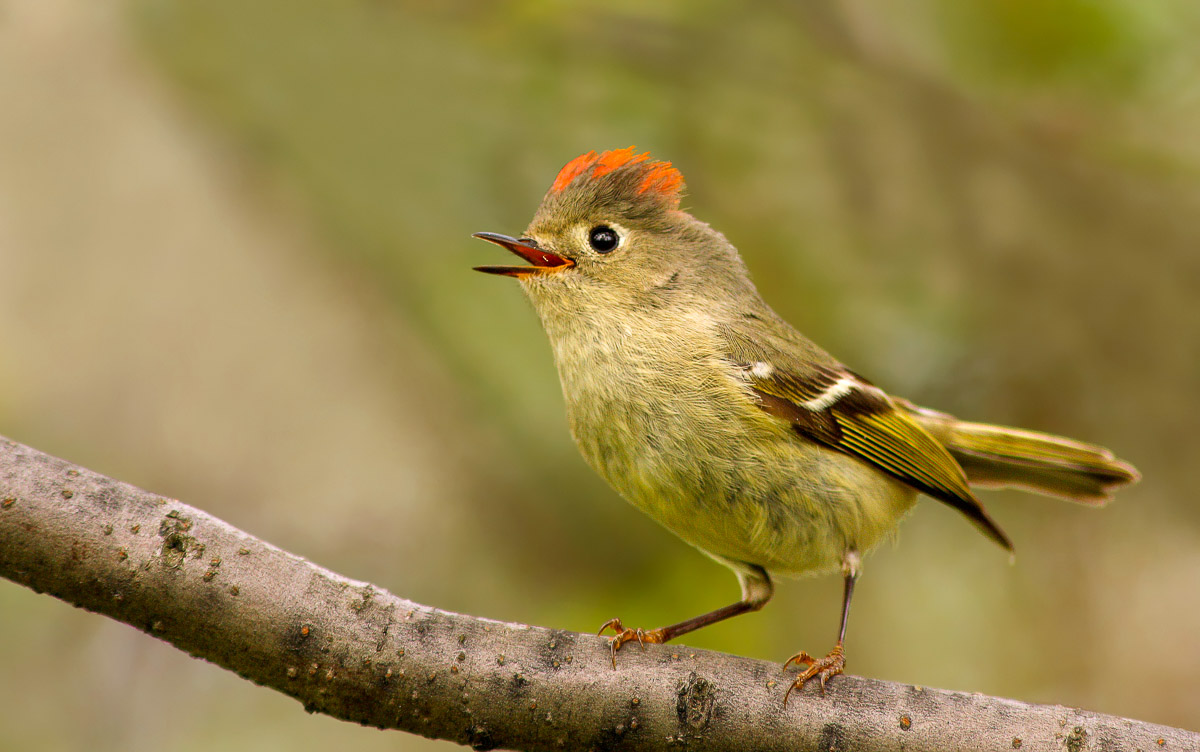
<box><xmin>577</xmin><ymin>401</ymin><xmax>920</xmax><ymax>577</ymax></box>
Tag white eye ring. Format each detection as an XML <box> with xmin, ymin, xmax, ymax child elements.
<box><xmin>578</xmin><ymin>221</ymin><xmax>629</xmax><ymax>256</ymax></box>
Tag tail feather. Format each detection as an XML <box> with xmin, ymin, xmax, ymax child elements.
<box><xmin>896</xmin><ymin>400</ymin><xmax>1140</xmax><ymax>504</ymax></box>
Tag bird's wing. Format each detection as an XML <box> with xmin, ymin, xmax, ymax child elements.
<box><xmin>719</xmin><ymin>322</ymin><xmax>1012</xmax><ymax>550</ymax></box>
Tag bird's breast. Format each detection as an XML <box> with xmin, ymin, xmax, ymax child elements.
<box><xmin>540</xmin><ymin>305</ymin><xmax>917</xmax><ymax>576</ymax></box>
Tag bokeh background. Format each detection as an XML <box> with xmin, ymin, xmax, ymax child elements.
<box><xmin>2</xmin><ymin>1</ymin><xmax>1198</xmax><ymax>748</ymax></box>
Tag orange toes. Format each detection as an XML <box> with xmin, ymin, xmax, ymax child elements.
<box><xmin>783</xmin><ymin>642</ymin><xmax>845</xmax><ymax>704</ymax></box>
<box><xmin>597</xmin><ymin>618</ymin><xmax>663</xmax><ymax>669</ymax></box>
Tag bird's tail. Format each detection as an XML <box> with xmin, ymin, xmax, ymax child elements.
<box><xmin>896</xmin><ymin>400</ymin><xmax>1140</xmax><ymax>504</ymax></box>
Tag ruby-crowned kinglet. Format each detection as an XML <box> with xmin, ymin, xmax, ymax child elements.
<box><xmin>473</xmin><ymin>147</ymin><xmax>1139</xmax><ymax>699</ymax></box>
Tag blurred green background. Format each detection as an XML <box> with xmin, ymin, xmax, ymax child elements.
<box><xmin>2</xmin><ymin>1</ymin><xmax>1198</xmax><ymax>748</ymax></box>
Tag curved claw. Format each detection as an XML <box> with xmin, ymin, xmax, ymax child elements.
<box><xmin>597</xmin><ymin>617</ymin><xmax>654</xmax><ymax>669</ymax></box>
<box><xmin>782</xmin><ymin>650</ymin><xmax>815</xmax><ymax>672</ymax></box>
<box><xmin>596</xmin><ymin>617</ymin><xmax>623</xmax><ymax>637</ymax></box>
<box><xmin>782</xmin><ymin>643</ymin><xmax>845</xmax><ymax>705</ymax></box>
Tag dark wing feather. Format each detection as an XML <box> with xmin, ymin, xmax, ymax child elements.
<box><xmin>749</xmin><ymin>369</ymin><xmax>1012</xmax><ymax>551</ymax></box>
<box><xmin>719</xmin><ymin>319</ymin><xmax>1012</xmax><ymax>550</ymax></box>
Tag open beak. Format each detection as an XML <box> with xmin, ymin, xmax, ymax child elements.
<box><xmin>472</xmin><ymin>232</ymin><xmax>574</xmax><ymax>277</ymax></box>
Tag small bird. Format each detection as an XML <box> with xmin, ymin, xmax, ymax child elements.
<box><xmin>473</xmin><ymin>147</ymin><xmax>1140</xmax><ymax>700</ymax></box>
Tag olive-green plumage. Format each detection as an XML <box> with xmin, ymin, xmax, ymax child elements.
<box><xmin>474</xmin><ymin>147</ymin><xmax>1139</xmax><ymax>690</ymax></box>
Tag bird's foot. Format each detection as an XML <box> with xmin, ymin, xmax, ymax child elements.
<box><xmin>782</xmin><ymin>641</ymin><xmax>845</xmax><ymax>704</ymax></box>
<box><xmin>597</xmin><ymin>617</ymin><xmax>666</xmax><ymax>669</ymax></box>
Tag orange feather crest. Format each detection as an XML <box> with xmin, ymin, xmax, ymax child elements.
<box><xmin>550</xmin><ymin>147</ymin><xmax>684</xmax><ymax>205</ymax></box>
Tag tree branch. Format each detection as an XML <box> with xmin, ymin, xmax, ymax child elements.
<box><xmin>0</xmin><ymin>435</ymin><xmax>1191</xmax><ymax>751</ymax></box>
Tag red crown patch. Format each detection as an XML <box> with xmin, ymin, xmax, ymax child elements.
<box><xmin>550</xmin><ymin>147</ymin><xmax>684</xmax><ymax>206</ymax></box>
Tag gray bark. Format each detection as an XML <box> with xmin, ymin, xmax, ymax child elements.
<box><xmin>0</xmin><ymin>435</ymin><xmax>1192</xmax><ymax>751</ymax></box>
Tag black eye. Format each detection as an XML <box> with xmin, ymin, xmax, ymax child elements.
<box><xmin>588</xmin><ymin>225</ymin><xmax>619</xmax><ymax>253</ymax></box>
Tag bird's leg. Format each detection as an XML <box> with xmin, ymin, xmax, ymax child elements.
<box><xmin>599</xmin><ymin>564</ymin><xmax>772</xmax><ymax>669</ymax></box>
<box><xmin>784</xmin><ymin>550</ymin><xmax>860</xmax><ymax>703</ymax></box>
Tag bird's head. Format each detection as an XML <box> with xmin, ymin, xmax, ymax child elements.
<box><xmin>474</xmin><ymin>148</ymin><xmax>753</xmax><ymax>319</ymax></box>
